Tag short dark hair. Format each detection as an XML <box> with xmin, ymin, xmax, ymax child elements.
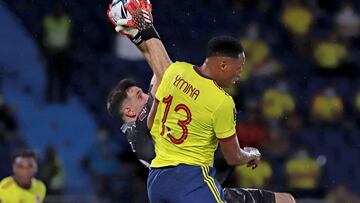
<box><xmin>12</xmin><ymin>149</ymin><xmax>37</xmax><ymax>163</ymax></box>
<box><xmin>107</xmin><ymin>79</ymin><xmax>137</xmax><ymax>122</ymax></box>
<box><xmin>206</xmin><ymin>36</ymin><xmax>244</xmax><ymax>58</ymax></box>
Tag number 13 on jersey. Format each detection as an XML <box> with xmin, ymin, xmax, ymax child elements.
<box><xmin>160</xmin><ymin>95</ymin><xmax>192</xmax><ymax>144</ymax></box>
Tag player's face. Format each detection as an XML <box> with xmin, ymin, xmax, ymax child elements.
<box><xmin>221</xmin><ymin>52</ymin><xmax>246</xmax><ymax>86</ymax></box>
<box><xmin>13</xmin><ymin>157</ymin><xmax>37</xmax><ymax>186</ymax></box>
<box><xmin>123</xmin><ymin>86</ymin><xmax>149</xmax><ymax>118</ymax></box>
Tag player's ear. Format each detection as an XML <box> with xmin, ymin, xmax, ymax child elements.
<box><xmin>220</xmin><ymin>60</ymin><xmax>227</xmax><ymax>72</ymax></box>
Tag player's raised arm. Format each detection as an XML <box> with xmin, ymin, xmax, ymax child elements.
<box><xmin>139</xmin><ymin>38</ymin><xmax>172</xmax><ymax>80</ymax></box>
<box><xmin>107</xmin><ymin>0</ymin><xmax>172</xmax><ymax>80</ymax></box>
<box><xmin>107</xmin><ymin>0</ymin><xmax>171</xmax><ymax>129</ymax></box>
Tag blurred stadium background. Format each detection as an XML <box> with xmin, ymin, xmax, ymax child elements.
<box><xmin>0</xmin><ymin>0</ymin><xmax>360</xmax><ymax>202</ymax></box>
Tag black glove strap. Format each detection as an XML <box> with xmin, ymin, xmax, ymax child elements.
<box><xmin>132</xmin><ymin>25</ymin><xmax>160</xmax><ymax>46</ymax></box>
<box><xmin>141</xmin><ymin>25</ymin><xmax>160</xmax><ymax>41</ymax></box>
<box><xmin>131</xmin><ymin>32</ymin><xmax>144</xmax><ymax>46</ymax></box>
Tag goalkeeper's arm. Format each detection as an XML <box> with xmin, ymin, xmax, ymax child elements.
<box><xmin>108</xmin><ymin>0</ymin><xmax>172</xmax><ymax>81</ymax></box>
<box><xmin>108</xmin><ymin>0</ymin><xmax>172</xmax><ymax>128</ymax></box>
<box><xmin>137</xmin><ymin>37</ymin><xmax>172</xmax><ymax>82</ymax></box>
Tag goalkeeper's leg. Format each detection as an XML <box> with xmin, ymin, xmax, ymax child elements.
<box><xmin>224</xmin><ymin>188</ymin><xmax>296</xmax><ymax>203</ymax></box>
<box><xmin>275</xmin><ymin>192</ymin><xmax>296</xmax><ymax>203</ymax></box>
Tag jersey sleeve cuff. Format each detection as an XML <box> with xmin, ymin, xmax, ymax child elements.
<box><xmin>218</xmin><ymin>134</ymin><xmax>236</xmax><ymax>142</ymax></box>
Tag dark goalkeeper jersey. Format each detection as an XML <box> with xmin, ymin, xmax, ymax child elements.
<box><xmin>121</xmin><ymin>95</ymin><xmax>155</xmax><ymax>168</ymax></box>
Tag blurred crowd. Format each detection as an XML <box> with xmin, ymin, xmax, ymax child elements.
<box><xmin>1</xmin><ymin>0</ymin><xmax>360</xmax><ymax>202</ymax></box>
<box><xmin>0</xmin><ymin>92</ymin><xmax>26</xmax><ymax>178</ymax></box>
<box><xmin>228</xmin><ymin>0</ymin><xmax>360</xmax><ymax>201</ymax></box>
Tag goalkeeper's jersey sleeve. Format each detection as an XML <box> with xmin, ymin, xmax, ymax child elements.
<box><xmin>121</xmin><ymin>93</ymin><xmax>155</xmax><ymax>167</ymax></box>
<box><xmin>150</xmin><ymin>61</ymin><xmax>236</xmax><ymax>168</ymax></box>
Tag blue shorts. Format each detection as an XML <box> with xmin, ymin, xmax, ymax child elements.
<box><xmin>147</xmin><ymin>164</ymin><xmax>225</xmax><ymax>203</ymax></box>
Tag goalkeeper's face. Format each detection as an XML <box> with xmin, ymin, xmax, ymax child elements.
<box><xmin>122</xmin><ymin>86</ymin><xmax>149</xmax><ymax>120</ymax></box>
<box><xmin>218</xmin><ymin>52</ymin><xmax>246</xmax><ymax>87</ymax></box>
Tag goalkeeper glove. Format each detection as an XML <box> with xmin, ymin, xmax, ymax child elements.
<box><xmin>107</xmin><ymin>0</ymin><xmax>159</xmax><ymax>45</ymax></box>
<box><xmin>107</xmin><ymin>3</ymin><xmax>142</xmax><ymax>44</ymax></box>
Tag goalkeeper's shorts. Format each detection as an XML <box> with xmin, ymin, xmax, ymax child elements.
<box><xmin>147</xmin><ymin>164</ymin><xmax>225</xmax><ymax>203</ymax></box>
<box><xmin>224</xmin><ymin>188</ymin><xmax>276</xmax><ymax>203</ymax></box>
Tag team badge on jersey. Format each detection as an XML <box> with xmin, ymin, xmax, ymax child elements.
<box><xmin>138</xmin><ymin>106</ymin><xmax>148</xmax><ymax>121</ymax></box>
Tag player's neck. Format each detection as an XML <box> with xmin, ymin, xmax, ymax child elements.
<box><xmin>199</xmin><ymin>63</ymin><xmax>218</xmax><ymax>83</ymax></box>
<box><xmin>12</xmin><ymin>176</ymin><xmax>32</xmax><ymax>189</ymax></box>
<box><xmin>199</xmin><ymin>61</ymin><xmax>215</xmax><ymax>79</ymax></box>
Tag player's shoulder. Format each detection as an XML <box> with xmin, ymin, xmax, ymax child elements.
<box><xmin>218</xmin><ymin>93</ymin><xmax>235</xmax><ymax>108</ymax></box>
<box><xmin>213</xmin><ymin>82</ymin><xmax>233</xmax><ymax>97</ymax></box>
<box><xmin>162</xmin><ymin>61</ymin><xmax>194</xmax><ymax>80</ymax></box>
<box><xmin>208</xmin><ymin>82</ymin><xmax>234</xmax><ymax>103</ymax></box>
<box><xmin>0</xmin><ymin>177</ymin><xmax>14</xmax><ymax>190</ymax></box>
<box><xmin>33</xmin><ymin>178</ymin><xmax>46</xmax><ymax>193</ymax></box>
<box><xmin>33</xmin><ymin>178</ymin><xmax>46</xmax><ymax>187</ymax></box>
<box><xmin>168</xmin><ymin>61</ymin><xmax>194</xmax><ymax>70</ymax></box>
<box><xmin>206</xmin><ymin>90</ymin><xmax>234</xmax><ymax>116</ymax></box>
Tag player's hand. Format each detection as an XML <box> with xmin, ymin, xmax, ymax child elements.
<box><xmin>244</xmin><ymin>147</ymin><xmax>261</xmax><ymax>169</ymax></box>
<box><xmin>107</xmin><ymin>3</ymin><xmax>139</xmax><ymax>38</ymax></box>
<box><xmin>246</xmin><ymin>160</ymin><xmax>259</xmax><ymax>169</ymax></box>
<box><xmin>122</xmin><ymin>0</ymin><xmax>153</xmax><ymax>31</ymax></box>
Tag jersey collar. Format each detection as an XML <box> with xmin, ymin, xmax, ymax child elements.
<box><xmin>193</xmin><ymin>66</ymin><xmax>214</xmax><ymax>80</ymax></box>
<box><xmin>120</xmin><ymin>121</ymin><xmax>136</xmax><ymax>133</ymax></box>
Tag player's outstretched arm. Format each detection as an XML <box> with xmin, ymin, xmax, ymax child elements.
<box><xmin>108</xmin><ymin>0</ymin><xmax>171</xmax><ymax>129</ymax></box>
<box><xmin>138</xmin><ymin>38</ymin><xmax>172</xmax><ymax>81</ymax></box>
<box><xmin>108</xmin><ymin>0</ymin><xmax>172</xmax><ymax>81</ymax></box>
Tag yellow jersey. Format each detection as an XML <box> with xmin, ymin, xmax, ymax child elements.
<box><xmin>0</xmin><ymin>177</ymin><xmax>46</xmax><ymax>203</ymax></box>
<box><xmin>150</xmin><ymin>62</ymin><xmax>236</xmax><ymax>167</ymax></box>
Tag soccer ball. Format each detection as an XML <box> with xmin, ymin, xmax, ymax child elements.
<box><xmin>110</xmin><ymin>0</ymin><xmax>131</xmax><ymax>22</ymax></box>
